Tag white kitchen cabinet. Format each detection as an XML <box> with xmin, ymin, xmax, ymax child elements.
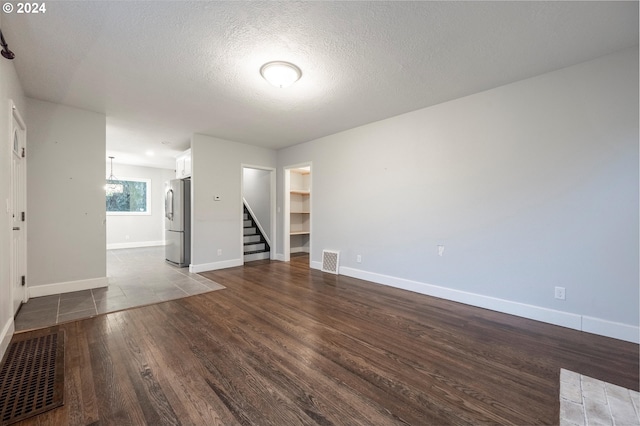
<box><xmin>176</xmin><ymin>149</ymin><xmax>192</xmax><ymax>178</ymax></box>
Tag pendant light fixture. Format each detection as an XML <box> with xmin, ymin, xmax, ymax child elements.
<box><xmin>105</xmin><ymin>156</ymin><xmax>123</xmax><ymax>195</ymax></box>
<box><xmin>260</xmin><ymin>61</ymin><xmax>302</xmax><ymax>88</ymax></box>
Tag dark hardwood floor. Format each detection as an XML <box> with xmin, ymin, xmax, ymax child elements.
<box><xmin>10</xmin><ymin>254</ymin><xmax>639</xmax><ymax>425</ymax></box>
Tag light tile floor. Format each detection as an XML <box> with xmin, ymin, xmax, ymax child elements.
<box><xmin>15</xmin><ymin>247</ymin><xmax>225</xmax><ymax>331</ymax></box>
<box><xmin>560</xmin><ymin>368</ymin><xmax>640</xmax><ymax>426</ymax></box>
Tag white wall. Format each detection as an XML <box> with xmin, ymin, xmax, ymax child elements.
<box><xmin>27</xmin><ymin>98</ymin><xmax>107</xmax><ymax>296</ymax></box>
<box><xmin>0</xmin><ymin>11</ymin><xmax>26</xmax><ymax>357</ymax></box>
<box><xmin>106</xmin><ymin>163</ymin><xmax>174</xmax><ymax>249</ymax></box>
<box><xmin>191</xmin><ymin>134</ymin><xmax>276</xmax><ymax>272</ymax></box>
<box><xmin>242</xmin><ymin>167</ymin><xmax>271</xmax><ymax>242</ymax></box>
<box><xmin>276</xmin><ymin>47</ymin><xmax>639</xmax><ymax>342</ymax></box>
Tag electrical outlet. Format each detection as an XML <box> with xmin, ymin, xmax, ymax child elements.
<box><xmin>356</xmin><ymin>255</ymin><xmax>362</xmax><ymax>263</ymax></box>
<box><xmin>554</xmin><ymin>286</ymin><xmax>566</xmax><ymax>300</ymax></box>
<box><xmin>217</xmin><ymin>249</ymin><xmax>222</xmax><ymax>256</ymax></box>
<box><xmin>437</xmin><ymin>245</ymin><xmax>445</xmax><ymax>256</ymax></box>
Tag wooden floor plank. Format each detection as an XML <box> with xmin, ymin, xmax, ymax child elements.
<box><xmin>184</xmin><ymin>290</ymin><xmax>412</xmax><ymax>425</ymax></box>
<box><xmin>10</xmin><ymin>254</ymin><xmax>638</xmax><ymax>425</ymax></box>
<box><xmin>64</xmin><ymin>321</ymin><xmax>99</xmax><ymax>426</ymax></box>
<box><xmin>130</xmin><ymin>303</ymin><xmax>235</xmax><ymax>425</ymax></box>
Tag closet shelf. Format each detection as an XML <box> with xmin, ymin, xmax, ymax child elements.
<box><xmin>289</xmin><ymin>168</ymin><xmax>311</xmax><ymax>253</ymax></box>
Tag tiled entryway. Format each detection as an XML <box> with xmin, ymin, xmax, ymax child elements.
<box><xmin>560</xmin><ymin>369</ymin><xmax>640</xmax><ymax>426</ymax></box>
<box><xmin>14</xmin><ymin>247</ymin><xmax>225</xmax><ymax>331</ymax></box>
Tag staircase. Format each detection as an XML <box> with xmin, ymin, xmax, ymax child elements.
<box><xmin>243</xmin><ymin>205</ymin><xmax>270</xmax><ymax>262</ymax></box>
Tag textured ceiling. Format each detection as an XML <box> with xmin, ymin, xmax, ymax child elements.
<box><xmin>3</xmin><ymin>1</ymin><xmax>638</xmax><ymax>168</ymax></box>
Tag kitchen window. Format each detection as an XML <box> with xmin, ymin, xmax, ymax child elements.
<box><xmin>106</xmin><ymin>178</ymin><xmax>151</xmax><ymax>215</ymax></box>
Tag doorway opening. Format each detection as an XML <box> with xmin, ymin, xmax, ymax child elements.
<box><xmin>283</xmin><ymin>163</ymin><xmax>311</xmax><ymax>263</ymax></box>
<box><xmin>241</xmin><ymin>165</ymin><xmax>276</xmax><ymax>263</ymax></box>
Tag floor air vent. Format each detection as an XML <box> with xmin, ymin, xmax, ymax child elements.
<box><xmin>0</xmin><ymin>327</ymin><xmax>65</xmax><ymax>425</ymax></box>
<box><xmin>322</xmin><ymin>250</ymin><xmax>340</xmax><ymax>274</ymax></box>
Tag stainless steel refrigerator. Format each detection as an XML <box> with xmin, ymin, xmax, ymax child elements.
<box><xmin>165</xmin><ymin>178</ymin><xmax>190</xmax><ymax>267</ymax></box>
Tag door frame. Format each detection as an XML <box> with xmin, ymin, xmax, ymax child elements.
<box><xmin>240</xmin><ymin>164</ymin><xmax>276</xmax><ymax>263</ymax></box>
<box><xmin>10</xmin><ymin>100</ymin><xmax>27</xmax><ymax>315</ymax></box>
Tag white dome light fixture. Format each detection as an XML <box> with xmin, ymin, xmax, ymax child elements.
<box><xmin>260</xmin><ymin>61</ymin><xmax>302</xmax><ymax>88</ymax></box>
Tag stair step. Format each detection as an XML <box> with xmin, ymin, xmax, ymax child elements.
<box><xmin>243</xmin><ymin>204</ymin><xmax>270</xmax><ymax>261</ymax></box>
<box><xmin>244</xmin><ymin>243</ymin><xmax>266</xmax><ymax>253</ymax></box>
<box><xmin>244</xmin><ymin>251</ymin><xmax>270</xmax><ymax>262</ymax></box>
<box><xmin>244</xmin><ymin>248</ymin><xmax>269</xmax><ymax>255</ymax></box>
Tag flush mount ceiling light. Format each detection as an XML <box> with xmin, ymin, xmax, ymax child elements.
<box><xmin>260</xmin><ymin>61</ymin><xmax>302</xmax><ymax>88</ymax></box>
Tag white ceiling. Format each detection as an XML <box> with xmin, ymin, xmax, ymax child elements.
<box><xmin>3</xmin><ymin>1</ymin><xmax>638</xmax><ymax>169</ymax></box>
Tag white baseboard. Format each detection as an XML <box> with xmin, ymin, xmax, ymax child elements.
<box><xmin>107</xmin><ymin>240</ymin><xmax>165</xmax><ymax>250</ymax></box>
<box><xmin>310</xmin><ymin>261</ymin><xmax>322</xmax><ymax>270</ymax></box>
<box><xmin>338</xmin><ymin>266</ymin><xmax>639</xmax><ymax>344</ymax></box>
<box><xmin>582</xmin><ymin>316</ymin><xmax>640</xmax><ymax>343</ymax></box>
<box><xmin>28</xmin><ymin>277</ymin><xmax>108</xmax><ymax>298</ymax></box>
<box><xmin>291</xmin><ymin>247</ymin><xmax>310</xmax><ymax>254</ymax></box>
<box><xmin>0</xmin><ymin>317</ymin><xmax>15</xmax><ymax>362</ymax></box>
<box><xmin>189</xmin><ymin>258</ymin><xmax>243</xmax><ymax>273</ymax></box>
<box><xmin>274</xmin><ymin>253</ymin><xmax>311</xmax><ymax>262</ymax></box>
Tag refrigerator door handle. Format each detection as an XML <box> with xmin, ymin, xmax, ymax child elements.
<box><xmin>166</xmin><ymin>189</ymin><xmax>174</xmax><ymax>221</ymax></box>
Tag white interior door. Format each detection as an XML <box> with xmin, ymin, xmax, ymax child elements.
<box><xmin>10</xmin><ymin>103</ymin><xmax>27</xmax><ymax>315</ymax></box>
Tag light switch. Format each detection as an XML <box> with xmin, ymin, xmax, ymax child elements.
<box><xmin>214</xmin><ymin>195</ymin><xmax>221</xmax><ymax>201</ymax></box>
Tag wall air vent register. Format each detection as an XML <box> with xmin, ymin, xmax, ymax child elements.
<box><xmin>321</xmin><ymin>250</ymin><xmax>340</xmax><ymax>274</ymax></box>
